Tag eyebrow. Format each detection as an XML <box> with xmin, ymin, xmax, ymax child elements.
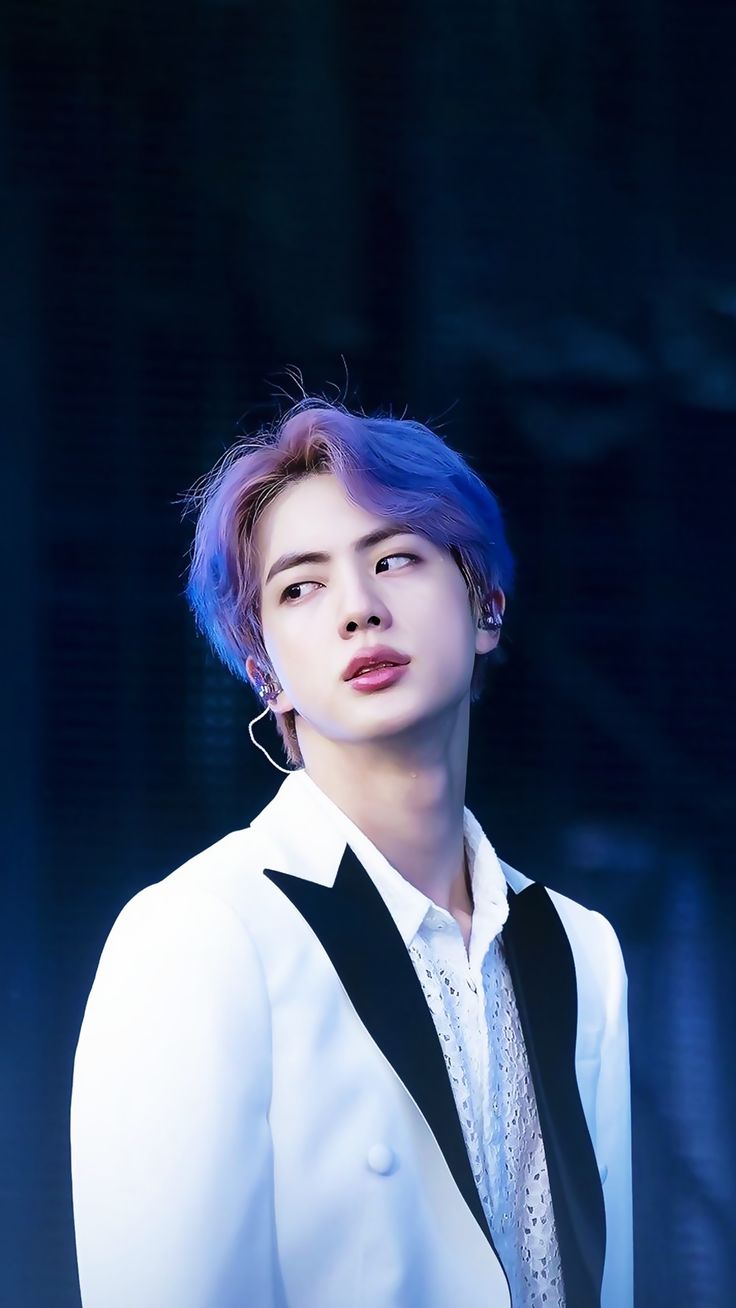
<box><xmin>265</xmin><ymin>524</ymin><xmax>418</xmax><ymax>587</ymax></box>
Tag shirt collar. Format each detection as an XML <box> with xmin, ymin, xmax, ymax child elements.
<box><xmin>295</xmin><ymin>769</ymin><xmax>509</xmax><ymax>952</ymax></box>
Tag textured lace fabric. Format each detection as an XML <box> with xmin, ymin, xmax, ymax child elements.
<box><xmin>407</xmin><ymin>906</ymin><xmax>566</xmax><ymax>1307</ymax></box>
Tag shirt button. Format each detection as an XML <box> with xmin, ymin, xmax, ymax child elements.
<box><xmin>366</xmin><ymin>1143</ymin><xmax>396</xmax><ymax>1175</ymax></box>
<box><xmin>599</xmin><ymin>1163</ymin><xmax>609</xmax><ymax>1185</ymax></box>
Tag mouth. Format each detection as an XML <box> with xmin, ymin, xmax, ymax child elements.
<box><xmin>347</xmin><ymin>662</ymin><xmax>410</xmax><ymax>693</ymax></box>
<box><xmin>342</xmin><ymin>646</ymin><xmax>411</xmax><ymax>682</ymax></box>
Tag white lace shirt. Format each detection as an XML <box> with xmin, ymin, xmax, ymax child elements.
<box><xmin>300</xmin><ymin>772</ymin><xmax>566</xmax><ymax>1308</ymax></box>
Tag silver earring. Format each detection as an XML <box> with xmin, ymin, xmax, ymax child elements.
<box><xmin>257</xmin><ymin>676</ymin><xmax>281</xmax><ymax>702</ymax></box>
<box><xmin>478</xmin><ymin>609</ymin><xmax>503</xmax><ymax>631</ymax></box>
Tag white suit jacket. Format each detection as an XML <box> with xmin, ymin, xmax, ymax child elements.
<box><xmin>70</xmin><ymin>769</ymin><xmax>633</xmax><ymax>1308</ymax></box>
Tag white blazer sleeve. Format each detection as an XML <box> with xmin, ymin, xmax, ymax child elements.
<box><xmin>70</xmin><ymin>882</ymin><xmax>279</xmax><ymax>1308</ymax></box>
<box><xmin>591</xmin><ymin>911</ymin><xmax>634</xmax><ymax>1308</ymax></box>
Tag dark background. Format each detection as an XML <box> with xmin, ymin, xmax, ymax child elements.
<box><xmin>3</xmin><ymin>2</ymin><xmax>735</xmax><ymax>1304</ymax></box>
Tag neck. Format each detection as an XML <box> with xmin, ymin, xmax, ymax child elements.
<box><xmin>298</xmin><ymin>699</ymin><xmax>472</xmax><ymax>915</ymax></box>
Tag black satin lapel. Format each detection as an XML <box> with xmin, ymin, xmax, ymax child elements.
<box><xmin>502</xmin><ymin>883</ymin><xmax>606</xmax><ymax>1307</ymax></box>
<box><xmin>263</xmin><ymin>844</ymin><xmax>500</xmax><ymax>1259</ymax></box>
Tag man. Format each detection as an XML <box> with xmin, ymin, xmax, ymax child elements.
<box><xmin>70</xmin><ymin>399</ymin><xmax>633</xmax><ymax>1307</ymax></box>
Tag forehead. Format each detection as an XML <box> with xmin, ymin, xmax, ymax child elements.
<box><xmin>254</xmin><ymin>472</ymin><xmax>414</xmax><ymax>564</ymax></box>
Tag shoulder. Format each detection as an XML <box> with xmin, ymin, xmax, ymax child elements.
<box><xmin>499</xmin><ymin>857</ymin><xmax>628</xmax><ymax>1004</ymax></box>
<box><xmin>127</xmin><ymin>819</ymin><xmax>282</xmax><ymax>919</ymax></box>
<box><xmin>75</xmin><ymin>829</ymin><xmax>284</xmax><ymax>1082</ymax></box>
<box><xmin>72</xmin><ymin>836</ymin><xmax>275</xmax><ymax>1178</ymax></box>
<box><xmin>90</xmin><ymin>824</ymin><xmax>282</xmax><ymax>994</ymax></box>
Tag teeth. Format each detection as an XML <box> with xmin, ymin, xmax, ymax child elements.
<box><xmin>355</xmin><ymin>662</ymin><xmax>394</xmax><ymax>676</ymax></box>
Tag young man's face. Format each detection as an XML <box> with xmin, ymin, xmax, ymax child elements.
<box><xmin>247</xmin><ymin>472</ymin><xmax>503</xmax><ymax>750</ymax></box>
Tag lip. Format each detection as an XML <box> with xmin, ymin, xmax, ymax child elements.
<box><xmin>348</xmin><ymin>663</ymin><xmax>409</xmax><ymax>694</ymax></box>
<box><xmin>342</xmin><ymin>645</ymin><xmax>411</xmax><ymax>682</ymax></box>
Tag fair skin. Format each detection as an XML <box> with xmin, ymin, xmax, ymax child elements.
<box><xmin>245</xmin><ymin>472</ymin><xmax>505</xmax><ymax>948</ymax></box>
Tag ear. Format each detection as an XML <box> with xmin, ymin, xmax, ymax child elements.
<box><xmin>245</xmin><ymin>654</ymin><xmax>260</xmax><ymax>689</ymax></box>
<box><xmin>474</xmin><ymin>587</ymin><xmax>506</xmax><ymax>656</ymax></box>
<box><xmin>269</xmin><ymin>690</ymin><xmax>296</xmax><ymax>717</ymax></box>
<box><xmin>245</xmin><ymin>654</ymin><xmax>295</xmax><ymax>715</ymax></box>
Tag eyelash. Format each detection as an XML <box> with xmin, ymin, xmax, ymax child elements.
<box><xmin>279</xmin><ymin>553</ymin><xmax>420</xmax><ymax>604</ymax></box>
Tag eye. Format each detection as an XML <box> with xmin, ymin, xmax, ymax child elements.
<box><xmin>376</xmin><ymin>552</ymin><xmax>419</xmax><ymax>572</ymax></box>
<box><xmin>279</xmin><ymin>553</ymin><xmax>419</xmax><ymax>604</ymax></box>
<box><xmin>279</xmin><ymin>580</ymin><xmax>320</xmax><ymax>604</ymax></box>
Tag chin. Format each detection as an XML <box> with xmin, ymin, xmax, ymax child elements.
<box><xmin>357</xmin><ymin>701</ymin><xmax>445</xmax><ymax>741</ymax></box>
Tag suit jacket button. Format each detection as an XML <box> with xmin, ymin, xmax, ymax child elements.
<box><xmin>366</xmin><ymin>1143</ymin><xmax>396</xmax><ymax>1175</ymax></box>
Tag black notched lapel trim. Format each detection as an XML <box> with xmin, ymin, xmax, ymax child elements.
<box><xmin>503</xmin><ymin>883</ymin><xmax>606</xmax><ymax>1307</ymax></box>
<box><xmin>263</xmin><ymin>844</ymin><xmax>504</xmax><ymax>1269</ymax></box>
<box><xmin>264</xmin><ymin>846</ymin><xmax>606</xmax><ymax>1308</ymax></box>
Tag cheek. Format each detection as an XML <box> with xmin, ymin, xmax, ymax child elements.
<box><xmin>261</xmin><ymin>619</ymin><xmax>299</xmax><ymax>685</ymax></box>
<box><xmin>267</xmin><ymin>621</ymin><xmax>335</xmax><ymax>706</ymax></box>
<box><xmin>409</xmin><ymin>589</ymin><xmax>477</xmax><ymax>678</ymax></box>
<box><xmin>427</xmin><ymin>627</ymin><xmax>476</xmax><ymax>686</ymax></box>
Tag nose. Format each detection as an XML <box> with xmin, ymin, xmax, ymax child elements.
<box><xmin>338</xmin><ymin>574</ymin><xmax>392</xmax><ymax>637</ymax></box>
